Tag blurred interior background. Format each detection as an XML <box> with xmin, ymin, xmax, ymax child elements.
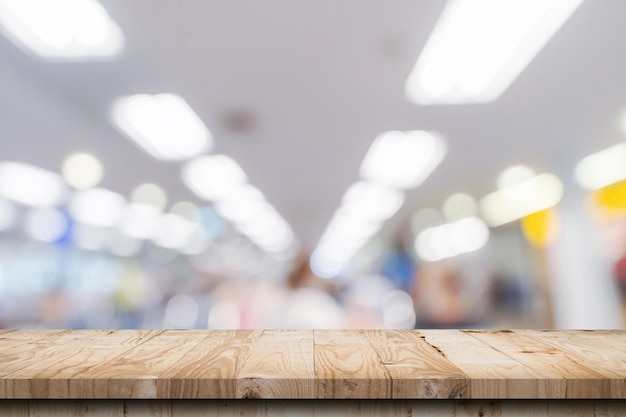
<box><xmin>0</xmin><ymin>0</ymin><xmax>625</xmax><ymax>329</ymax></box>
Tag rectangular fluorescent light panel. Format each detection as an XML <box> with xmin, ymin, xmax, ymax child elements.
<box><xmin>0</xmin><ymin>162</ymin><xmax>68</xmax><ymax>207</ymax></box>
<box><xmin>113</xmin><ymin>94</ymin><xmax>213</xmax><ymax>161</ymax></box>
<box><xmin>0</xmin><ymin>0</ymin><xmax>124</xmax><ymax>60</ymax></box>
<box><xmin>480</xmin><ymin>173</ymin><xmax>563</xmax><ymax>227</ymax></box>
<box><xmin>359</xmin><ymin>130</ymin><xmax>446</xmax><ymax>189</ymax></box>
<box><xmin>405</xmin><ymin>0</ymin><xmax>583</xmax><ymax>104</ymax></box>
<box><xmin>575</xmin><ymin>143</ymin><xmax>626</xmax><ymax>190</ymax></box>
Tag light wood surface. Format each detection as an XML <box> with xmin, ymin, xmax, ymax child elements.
<box><xmin>0</xmin><ymin>330</ymin><xmax>624</xmax><ymax>400</ymax></box>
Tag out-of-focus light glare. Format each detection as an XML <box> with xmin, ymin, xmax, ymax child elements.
<box><xmin>216</xmin><ymin>195</ymin><xmax>273</xmax><ymax>225</ymax></box>
<box><xmin>72</xmin><ymin>223</ymin><xmax>110</xmax><ymax>250</ymax></box>
<box><xmin>381</xmin><ymin>290</ymin><xmax>416</xmax><ymax>329</ymax></box>
<box><xmin>415</xmin><ymin>216</ymin><xmax>489</xmax><ymax>262</ymax></box>
<box><xmin>310</xmin><ymin>248</ymin><xmax>347</xmax><ymax>279</ymax></box>
<box><xmin>112</xmin><ymin>94</ymin><xmax>212</xmax><ymax>160</ymax></box>
<box><xmin>341</xmin><ymin>181</ymin><xmax>405</xmax><ymax>221</ymax></box>
<box><xmin>153</xmin><ymin>213</ymin><xmax>198</xmax><ymax>249</ymax></box>
<box><xmin>521</xmin><ymin>208</ymin><xmax>559</xmax><ymax>247</ymax></box>
<box><xmin>405</xmin><ymin>0</ymin><xmax>584</xmax><ymax>104</ymax></box>
<box><xmin>480</xmin><ymin>173</ymin><xmax>564</xmax><ymax>227</ymax></box>
<box><xmin>24</xmin><ymin>207</ymin><xmax>68</xmax><ymax>242</ymax></box>
<box><xmin>497</xmin><ymin>165</ymin><xmax>536</xmax><ymax>189</ymax></box>
<box><xmin>0</xmin><ymin>0</ymin><xmax>124</xmax><ymax>60</ymax></box>
<box><xmin>170</xmin><ymin>201</ymin><xmax>200</xmax><ymax>221</ymax></box>
<box><xmin>208</xmin><ymin>300</ymin><xmax>240</xmax><ymax>329</ymax></box>
<box><xmin>442</xmin><ymin>193</ymin><xmax>477</xmax><ymax>221</ymax></box>
<box><xmin>182</xmin><ymin>155</ymin><xmax>248</xmax><ymax>201</ymax></box>
<box><xmin>68</xmin><ymin>187</ymin><xmax>125</xmax><ymax>227</ymax></box>
<box><xmin>62</xmin><ymin>152</ymin><xmax>103</xmax><ymax>189</ymax></box>
<box><xmin>575</xmin><ymin>143</ymin><xmax>626</xmax><ymax>190</ymax></box>
<box><xmin>0</xmin><ymin>198</ymin><xmax>17</xmax><ymax>231</ymax></box>
<box><xmin>180</xmin><ymin>231</ymin><xmax>207</xmax><ymax>255</ymax></box>
<box><xmin>359</xmin><ymin>130</ymin><xmax>446</xmax><ymax>189</ymax></box>
<box><xmin>131</xmin><ymin>183</ymin><xmax>166</xmax><ymax>210</ymax></box>
<box><xmin>107</xmin><ymin>232</ymin><xmax>143</xmax><ymax>257</ymax></box>
<box><xmin>0</xmin><ymin>162</ymin><xmax>68</xmax><ymax>207</ymax></box>
<box><xmin>411</xmin><ymin>208</ymin><xmax>443</xmax><ymax>234</ymax></box>
<box><xmin>165</xmin><ymin>294</ymin><xmax>199</xmax><ymax>328</ymax></box>
<box><xmin>117</xmin><ymin>203</ymin><xmax>160</xmax><ymax>239</ymax></box>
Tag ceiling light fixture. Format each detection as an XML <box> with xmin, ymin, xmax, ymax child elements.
<box><xmin>359</xmin><ymin>130</ymin><xmax>446</xmax><ymax>189</ymax></box>
<box><xmin>112</xmin><ymin>94</ymin><xmax>212</xmax><ymax>161</ymax></box>
<box><xmin>405</xmin><ymin>0</ymin><xmax>584</xmax><ymax>105</ymax></box>
<box><xmin>0</xmin><ymin>0</ymin><xmax>124</xmax><ymax>60</ymax></box>
<box><xmin>480</xmin><ymin>173</ymin><xmax>564</xmax><ymax>226</ymax></box>
<box><xmin>0</xmin><ymin>162</ymin><xmax>68</xmax><ymax>207</ymax></box>
<box><xmin>574</xmin><ymin>143</ymin><xmax>626</xmax><ymax>190</ymax></box>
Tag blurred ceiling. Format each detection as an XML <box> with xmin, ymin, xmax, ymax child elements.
<box><xmin>1</xmin><ymin>0</ymin><xmax>626</xmax><ymax>250</ymax></box>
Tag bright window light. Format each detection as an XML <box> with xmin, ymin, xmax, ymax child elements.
<box><xmin>0</xmin><ymin>162</ymin><xmax>68</xmax><ymax>207</ymax></box>
<box><xmin>0</xmin><ymin>0</ymin><xmax>124</xmax><ymax>60</ymax></box>
<box><xmin>62</xmin><ymin>152</ymin><xmax>103</xmax><ymax>189</ymax></box>
<box><xmin>480</xmin><ymin>173</ymin><xmax>564</xmax><ymax>227</ymax></box>
<box><xmin>112</xmin><ymin>94</ymin><xmax>212</xmax><ymax>161</ymax></box>
<box><xmin>359</xmin><ymin>130</ymin><xmax>446</xmax><ymax>189</ymax></box>
<box><xmin>341</xmin><ymin>181</ymin><xmax>405</xmax><ymax>222</ymax></box>
<box><xmin>182</xmin><ymin>155</ymin><xmax>247</xmax><ymax>201</ymax></box>
<box><xmin>405</xmin><ymin>0</ymin><xmax>583</xmax><ymax>104</ymax></box>
<box><xmin>415</xmin><ymin>216</ymin><xmax>489</xmax><ymax>262</ymax></box>
<box><xmin>68</xmin><ymin>187</ymin><xmax>126</xmax><ymax>227</ymax></box>
<box><xmin>575</xmin><ymin>143</ymin><xmax>626</xmax><ymax>190</ymax></box>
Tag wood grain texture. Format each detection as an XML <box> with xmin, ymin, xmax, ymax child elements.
<box><xmin>364</xmin><ymin>330</ymin><xmax>467</xmax><ymax>399</ymax></box>
<box><xmin>466</xmin><ymin>330</ymin><xmax>625</xmax><ymax>398</ymax></box>
<box><xmin>0</xmin><ymin>330</ymin><xmax>624</xmax><ymax>400</ymax></box>
<box><xmin>0</xmin><ymin>400</ymin><xmax>619</xmax><ymax>416</ymax></box>
<box><xmin>314</xmin><ymin>330</ymin><xmax>391</xmax><ymax>399</ymax></box>
<box><xmin>236</xmin><ymin>330</ymin><xmax>315</xmax><ymax>399</ymax></box>
<box><xmin>420</xmin><ymin>330</ymin><xmax>550</xmax><ymax>398</ymax></box>
<box><xmin>159</xmin><ymin>330</ymin><xmax>262</xmax><ymax>399</ymax></box>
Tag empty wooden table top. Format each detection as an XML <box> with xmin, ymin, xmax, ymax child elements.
<box><xmin>0</xmin><ymin>329</ymin><xmax>623</xmax><ymax>400</ymax></box>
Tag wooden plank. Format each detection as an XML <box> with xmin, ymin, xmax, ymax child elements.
<box><xmin>516</xmin><ymin>331</ymin><xmax>626</xmax><ymax>377</ymax></box>
<box><xmin>78</xmin><ymin>400</ymin><xmax>124</xmax><ymax>417</ymax></box>
<box><xmin>159</xmin><ymin>330</ymin><xmax>263</xmax><ymax>399</ymax></box>
<box><xmin>1</xmin><ymin>330</ymin><xmax>160</xmax><ymax>399</ymax></box>
<box><xmin>170</xmin><ymin>400</ymin><xmax>220</xmax><ymax>417</ymax></box>
<box><xmin>217</xmin><ymin>401</ymin><xmax>266</xmax><ymax>417</ymax></box>
<box><xmin>29</xmin><ymin>400</ymin><xmax>80</xmax><ymax>417</ymax></box>
<box><xmin>546</xmin><ymin>400</ymin><xmax>595</xmax><ymax>416</ymax></box>
<box><xmin>0</xmin><ymin>400</ymin><xmax>28</xmax><ymax>417</ymax></box>
<box><xmin>466</xmin><ymin>330</ymin><xmax>621</xmax><ymax>398</ymax></box>
<box><xmin>455</xmin><ymin>400</ymin><xmax>501</xmax><ymax>416</ymax></box>
<box><xmin>314</xmin><ymin>330</ymin><xmax>391</xmax><ymax>399</ymax></box>
<box><xmin>501</xmin><ymin>400</ymin><xmax>547</xmax><ymax>417</ymax></box>
<box><xmin>236</xmin><ymin>330</ymin><xmax>315</xmax><ymax>399</ymax></box>
<box><xmin>68</xmin><ymin>331</ymin><xmax>212</xmax><ymax>399</ymax></box>
<box><xmin>123</xmin><ymin>400</ymin><xmax>171</xmax><ymax>417</ymax></box>
<box><xmin>364</xmin><ymin>330</ymin><xmax>468</xmax><ymax>399</ymax></box>
<box><xmin>420</xmin><ymin>330</ymin><xmax>547</xmax><ymax>398</ymax></box>
<box><xmin>266</xmin><ymin>400</ymin><xmax>314</xmax><ymax>417</ymax></box>
<box><xmin>408</xmin><ymin>400</ymin><xmax>455</xmax><ymax>416</ymax></box>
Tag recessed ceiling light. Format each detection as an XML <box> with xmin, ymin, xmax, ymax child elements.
<box><xmin>0</xmin><ymin>0</ymin><xmax>124</xmax><ymax>60</ymax></box>
<box><xmin>62</xmin><ymin>152</ymin><xmax>103</xmax><ymax>189</ymax></box>
<box><xmin>112</xmin><ymin>94</ymin><xmax>213</xmax><ymax>161</ymax></box>
<box><xmin>359</xmin><ymin>130</ymin><xmax>446</xmax><ymax>189</ymax></box>
<box><xmin>405</xmin><ymin>0</ymin><xmax>583</xmax><ymax>104</ymax></box>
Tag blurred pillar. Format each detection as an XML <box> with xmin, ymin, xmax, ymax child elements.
<box><xmin>547</xmin><ymin>184</ymin><xmax>623</xmax><ymax>328</ymax></box>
